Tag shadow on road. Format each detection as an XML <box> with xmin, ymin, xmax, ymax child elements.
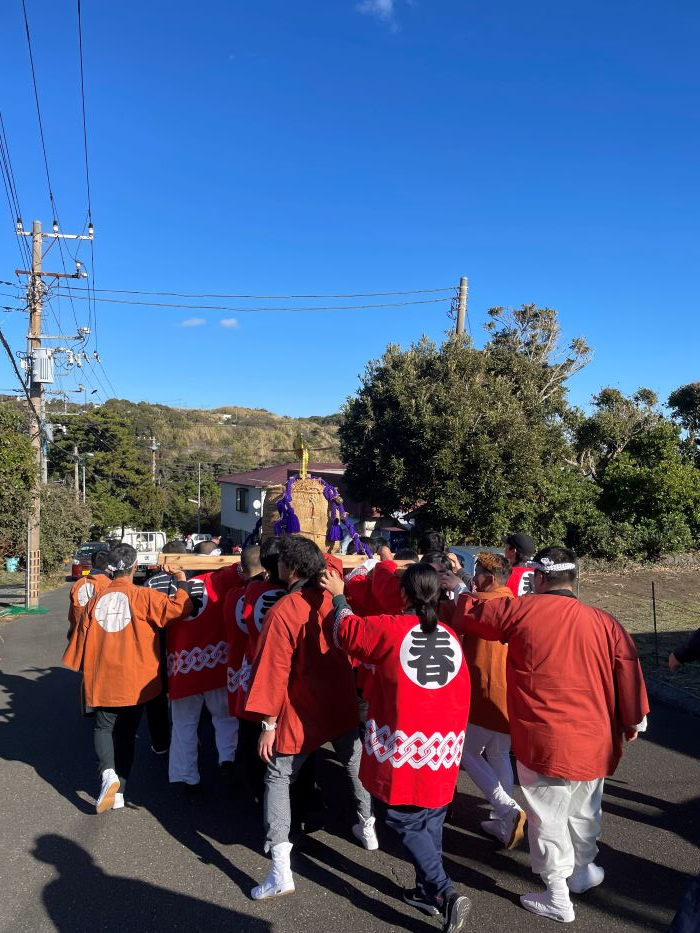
<box><xmin>0</xmin><ymin>666</ymin><xmax>95</xmax><ymax>813</ymax></box>
<box><xmin>33</xmin><ymin>834</ymin><xmax>271</xmax><ymax>933</ymax></box>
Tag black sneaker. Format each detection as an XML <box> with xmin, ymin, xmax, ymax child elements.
<box><xmin>402</xmin><ymin>887</ymin><xmax>440</xmax><ymax>917</ymax></box>
<box><xmin>442</xmin><ymin>893</ymin><xmax>472</xmax><ymax>933</ymax></box>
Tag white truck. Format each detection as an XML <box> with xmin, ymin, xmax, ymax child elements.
<box><xmin>109</xmin><ymin>528</ymin><xmax>167</xmax><ymax>578</ymax></box>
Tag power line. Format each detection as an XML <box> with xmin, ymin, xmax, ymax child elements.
<box><xmin>47</xmin><ymin>292</ymin><xmax>452</xmax><ymax>313</ymax></box>
<box><xmin>21</xmin><ymin>0</ymin><xmax>56</xmax><ymax>216</ymax></box>
<box><xmin>76</xmin><ymin>0</ymin><xmax>93</xmax><ymax>222</ymax></box>
<box><xmin>54</xmin><ymin>284</ymin><xmax>456</xmax><ymax>300</ymax></box>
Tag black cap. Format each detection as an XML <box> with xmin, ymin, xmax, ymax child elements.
<box><xmin>505</xmin><ymin>532</ymin><xmax>536</xmax><ymax>558</ymax></box>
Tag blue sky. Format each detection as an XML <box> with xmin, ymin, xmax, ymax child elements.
<box><xmin>0</xmin><ymin>0</ymin><xmax>698</xmax><ymax>416</ymax></box>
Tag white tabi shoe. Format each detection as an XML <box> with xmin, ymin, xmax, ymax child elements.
<box><xmin>503</xmin><ymin>807</ymin><xmax>527</xmax><ymax>849</ymax></box>
<box><xmin>96</xmin><ymin>769</ymin><xmax>120</xmax><ymax>814</ymax></box>
<box><xmin>251</xmin><ymin>842</ymin><xmax>295</xmax><ymax>900</ymax></box>
<box><xmin>568</xmin><ymin>863</ymin><xmax>605</xmax><ymax>894</ymax></box>
<box><xmin>520</xmin><ymin>889</ymin><xmax>575</xmax><ymax>923</ymax></box>
<box><xmin>112</xmin><ymin>793</ymin><xmax>125</xmax><ymax>810</ymax></box>
<box><xmin>352</xmin><ymin>815</ymin><xmax>379</xmax><ymax>850</ymax></box>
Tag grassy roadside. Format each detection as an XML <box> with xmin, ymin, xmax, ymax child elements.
<box><xmin>580</xmin><ymin>565</ymin><xmax>700</xmax><ymax>699</ymax></box>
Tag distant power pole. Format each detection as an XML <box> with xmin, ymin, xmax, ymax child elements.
<box><xmin>455</xmin><ymin>276</ymin><xmax>468</xmax><ymax>336</ymax></box>
<box><xmin>73</xmin><ymin>445</ymin><xmax>80</xmax><ymax>502</ymax></box>
<box><xmin>16</xmin><ymin>218</ymin><xmax>94</xmax><ymax>608</ymax></box>
<box><xmin>197</xmin><ymin>462</ymin><xmax>202</xmax><ymax>534</ymax></box>
<box><xmin>150</xmin><ymin>436</ymin><xmax>158</xmax><ymax>483</ymax></box>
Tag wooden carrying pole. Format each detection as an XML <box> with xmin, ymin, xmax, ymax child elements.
<box><xmin>158</xmin><ymin>553</ymin><xmax>369</xmax><ymax>571</ymax></box>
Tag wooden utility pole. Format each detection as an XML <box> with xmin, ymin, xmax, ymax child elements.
<box><xmin>455</xmin><ymin>276</ymin><xmax>468</xmax><ymax>336</ymax></box>
<box><xmin>197</xmin><ymin>462</ymin><xmax>202</xmax><ymax>534</ymax></box>
<box><xmin>15</xmin><ymin>218</ymin><xmax>94</xmax><ymax>608</ymax></box>
<box><xmin>25</xmin><ymin>221</ymin><xmax>43</xmax><ymax>608</ymax></box>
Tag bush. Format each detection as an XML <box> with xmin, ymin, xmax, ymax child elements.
<box><xmin>40</xmin><ymin>485</ymin><xmax>92</xmax><ymax>574</ymax></box>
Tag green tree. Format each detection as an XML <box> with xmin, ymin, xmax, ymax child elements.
<box><xmin>40</xmin><ymin>485</ymin><xmax>92</xmax><ymax>573</ymax></box>
<box><xmin>0</xmin><ymin>407</ymin><xmax>35</xmax><ymax>558</ymax></box>
<box><xmin>339</xmin><ymin>306</ymin><xmax>592</xmax><ymax>546</ymax></box>
<box><xmin>572</xmin><ymin>388</ymin><xmax>660</xmax><ymax>479</ymax></box>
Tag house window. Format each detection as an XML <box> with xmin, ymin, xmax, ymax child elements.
<box><xmin>236</xmin><ymin>488</ymin><xmax>249</xmax><ymax>513</ymax></box>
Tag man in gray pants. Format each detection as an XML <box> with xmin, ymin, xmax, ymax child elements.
<box><xmin>244</xmin><ymin>536</ymin><xmax>376</xmax><ymax>900</ymax></box>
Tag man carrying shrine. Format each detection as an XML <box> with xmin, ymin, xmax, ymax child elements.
<box><xmin>321</xmin><ymin>561</ymin><xmax>472</xmax><ymax>933</ymax></box>
<box><xmin>452</xmin><ymin>546</ymin><xmax>649</xmax><ymax>923</ymax></box>
<box><xmin>504</xmin><ymin>532</ymin><xmax>537</xmax><ymax>596</ymax></box>
<box><xmin>245</xmin><ymin>535</ymin><xmax>375</xmax><ymax>901</ymax></box>
<box><xmin>163</xmin><ymin>540</ymin><xmax>243</xmax><ymax>790</ymax></box>
<box><xmin>67</xmin><ymin>547</ymin><xmax>112</xmax><ymax>639</ymax></box>
<box><xmin>62</xmin><ymin>544</ymin><xmax>193</xmax><ymax>812</ymax></box>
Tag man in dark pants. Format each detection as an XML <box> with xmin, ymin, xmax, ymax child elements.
<box><xmin>63</xmin><ymin>544</ymin><xmax>193</xmax><ymax>812</ymax></box>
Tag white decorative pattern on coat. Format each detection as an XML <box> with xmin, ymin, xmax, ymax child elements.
<box><xmin>167</xmin><ymin>640</ymin><xmax>229</xmax><ymax>676</ymax></box>
<box><xmin>364</xmin><ymin>719</ymin><xmax>465</xmax><ymax>770</ymax></box>
<box><xmin>226</xmin><ymin>658</ymin><xmax>252</xmax><ymax>694</ymax></box>
<box><xmin>333</xmin><ymin>605</ymin><xmax>354</xmax><ymax>649</ymax></box>
<box><xmin>76</xmin><ymin>581</ymin><xmax>95</xmax><ymax>607</ymax></box>
<box><xmin>94</xmin><ymin>591</ymin><xmax>132</xmax><ymax>633</ymax></box>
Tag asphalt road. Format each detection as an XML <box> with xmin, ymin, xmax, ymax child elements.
<box><xmin>0</xmin><ymin>584</ymin><xmax>698</xmax><ymax>933</ymax></box>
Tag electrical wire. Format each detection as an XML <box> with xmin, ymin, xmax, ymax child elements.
<box><xmin>57</xmin><ymin>284</ymin><xmax>456</xmax><ymax>300</ymax></box>
<box><xmin>49</xmin><ymin>292</ymin><xmax>452</xmax><ymax>313</ymax></box>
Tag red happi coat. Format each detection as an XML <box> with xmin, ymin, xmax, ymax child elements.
<box><xmin>225</xmin><ymin>578</ymin><xmax>286</xmax><ymax>719</ymax></box>
<box><xmin>166</xmin><ymin>563</ymin><xmax>244</xmax><ymax>700</ymax></box>
<box><xmin>245</xmin><ymin>586</ymin><xmax>359</xmax><ymax>754</ymax></box>
<box><xmin>334</xmin><ymin>606</ymin><xmax>470</xmax><ymax>808</ymax></box>
<box><xmin>507</xmin><ymin>564</ymin><xmax>535</xmax><ymax>597</ymax></box>
<box><xmin>452</xmin><ymin>593</ymin><xmax>650</xmax><ymax>780</ymax></box>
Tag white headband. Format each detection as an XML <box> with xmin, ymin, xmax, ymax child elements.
<box><xmin>533</xmin><ymin>557</ymin><xmax>576</xmax><ymax>573</ymax></box>
<box><xmin>107</xmin><ymin>559</ymin><xmax>137</xmax><ymax>572</ymax></box>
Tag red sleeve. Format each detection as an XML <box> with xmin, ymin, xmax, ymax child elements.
<box><xmin>452</xmin><ymin>593</ymin><xmax>515</xmax><ymax>642</ymax></box>
<box><xmin>210</xmin><ymin>562</ymin><xmax>244</xmax><ymax>596</ymax></box>
<box><xmin>245</xmin><ymin>599</ymin><xmax>297</xmax><ymax>717</ymax></box>
<box><xmin>333</xmin><ymin>606</ymin><xmax>397</xmax><ymax>666</ymax></box>
<box><xmin>370</xmin><ymin>561</ymin><xmax>404</xmax><ymax>613</ymax></box>
<box><xmin>612</xmin><ymin>618</ymin><xmax>650</xmax><ymax>727</ymax></box>
<box><xmin>345</xmin><ymin>575</ymin><xmax>369</xmax><ymax>616</ymax></box>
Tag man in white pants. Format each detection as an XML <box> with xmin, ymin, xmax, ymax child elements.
<box><xmin>453</xmin><ymin>546</ymin><xmax>649</xmax><ymax>923</ymax></box>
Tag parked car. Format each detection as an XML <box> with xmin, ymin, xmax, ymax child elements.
<box><xmin>70</xmin><ymin>541</ymin><xmax>110</xmax><ymax>579</ymax></box>
<box><xmin>448</xmin><ymin>544</ymin><xmax>505</xmax><ymax>579</ymax></box>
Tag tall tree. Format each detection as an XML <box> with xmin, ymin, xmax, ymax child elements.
<box><xmin>340</xmin><ymin>306</ymin><xmax>592</xmax><ymax>546</ymax></box>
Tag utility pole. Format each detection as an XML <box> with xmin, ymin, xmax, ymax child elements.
<box><xmin>73</xmin><ymin>445</ymin><xmax>80</xmax><ymax>502</ymax></box>
<box><xmin>150</xmin><ymin>435</ymin><xmax>158</xmax><ymax>483</ymax></box>
<box><xmin>25</xmin><ymin>221</ymin><xmax>43</xmax><ymax>608</ymax></box>
<box><xmin>15</xmin><ymin>218</ymin><xmax>93</xmax><ymax>609</ymax></box>
<box><xmin>455</xmin><ymin>276</ymin><xmax>468</xmax><ymax>336</ymax></box>
<box><xmin>82</xmin><ymin>460</ymin><xmax>86</xmax><ymax>504</ymax></box>
<box><xmin>197</xmin><ymin>461</ymin><xmax>202</xmax><ymax>534</ymax></box>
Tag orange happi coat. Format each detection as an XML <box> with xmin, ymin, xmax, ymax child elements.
<box><xmin>62</xmin><ymin>577</ymin><xmax>192</xmax><ymax>708</ymax></box>
<box><xmin>68</xmin><ymin>571</ymin><xmax>112</xmax><ymax>635</ymax></box>
<box><xmin>452</xmin><ymin>591</ymin><xmax>650</xmax><ymax>781</ymax></box>
<box><xmin>462</xmin><ymin>586</ymin><xmax>514</xmax><ymax>734</ymax></box>
<box><xmin>245</xmin><ymin>585</ymin><xmax>359</xmax><ymax>754</ymax></box>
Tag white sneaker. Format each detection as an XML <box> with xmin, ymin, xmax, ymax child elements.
<box><xmin>96</xmin><ymin>769</ymin><xmax>120</xmax><ymax>814</ymax></box>
<box><xmin>352</xmin><ymin>815</ymin><xmax>379</xmax><ymax>850</ymax></box>
<box><xmin>568</xmin><ymin>863</ymin><xmax>605</xmax><ymax>894</ymax></box>
<box><xmin>520</xmin><ymin>892</ymin><xmax>575</xmax><ymax>923</ymax></box>
<box><xmin>251</xmin><ymin>842</ymin><xmax>295</xmax><ymax>900</ymax></box>
<box><xmin>112</xmin><ymin>793</ymin><xmax>125</xmax><ymax>810</ymax></box>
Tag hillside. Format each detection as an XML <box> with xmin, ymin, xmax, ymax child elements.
<box><xmin>44</xmin><ymin>397</ymin><xmax>343</xmax><ymax>474</ymax></box>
